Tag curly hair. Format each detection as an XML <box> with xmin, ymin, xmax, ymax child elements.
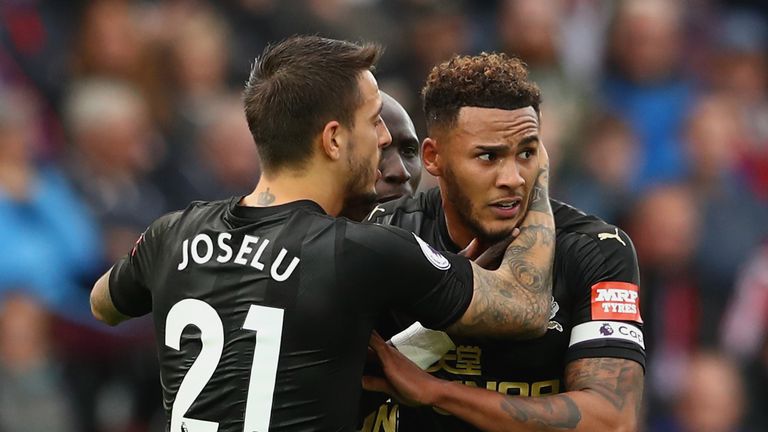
<box><xmin>422</xmin><ymin>53</ymin><xmax>541</xmax><ymax>131</ymax></box>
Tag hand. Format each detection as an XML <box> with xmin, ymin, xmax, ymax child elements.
<box><xmin>362</xmin><ymin>331</ymin><xmax>442</xmax><ymax>407</ymax></box>
<box><xmin>459</xmin><ymin>231</ymin><xmax>519</xmax><ymax>270</ymax></box>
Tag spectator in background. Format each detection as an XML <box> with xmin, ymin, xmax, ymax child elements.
<box><xmin>707</xmin><ymin>10</ymin><xmax>768</xmax><ymax>201</ymax></box>
<box><xmin>722</xmin><ymin>242</ymin><xmax>768</xmax><ymax>361</ymax></box>
<box><xmin>601</xmin><ymin>0</ymin><xmax>694</xmax><ymax>189</ymax></box>
<box><xmin>64</xmin><ymin>79</ymin><xmax>167</xmax><ymax>263</ymax></box>
<box><xmin>70</xmin><ymin>0</ymin><xmax>169</xmax><ymax>129</ymax></box>
<box><xmin>0</xmin><ymin>1</ymin><xmax>77</xmax><ymax>157</ymax></box>
<box><xmin>0</xmin><ymin>88</ymin><xmax>101</xmax><ymax>319</ymax></box>
<box><xmin>660</xmin><ymin>351</ymin><xmax>748</xmax><ymax>432</ymax></box>
<box><xmin>557</xmin><ymin>113</ymin><xmax>639</xmax><ymax>224</ymax></box>
<box><xmin>558</xmin><ymin>0</ymin><xmax>613</xmax><ymax>88</ymax></box>
<box><xmin>160</xmin><ymin>94</ymin><xmax>260</xmax><ymax>211</ymax></box>
<box><xmin>272</xmin><ymin>0</ymin><xmax>399</xmax><ymax>68</ymax></box>
<box><xmin>169</xmin><ymin>3</ymin><xmax>230</xmax><ymax>106</ymax></box>
<box><xmin>392</xmin><ymin>0</ymin><xmax>472</xmax><ymax>133</ymax></box>
<box><xmin>683</xmin><ymin>94</ymin><xmax>768</xmax><ymax>340</ymax></box>
<box><xmin>497</xmin><ymin>0</ymin><xmax>587</xmax><ymax>174</ymax></box>
<box><xmin>722</xmin><ymin>243</ymin><xmax>768</xmax><ymax>431</ymax></box>
<box><xmin>41</xmin><ymin>80</ymin><xmax>166</xmax><ymax>432</ymax></box>
<box><xmin>214</xmin><ymin>0</ymin><xmax>279</xmax><ymax>80</ymax></box>
<box><xmin>165</xmin><ymin>2</ymin><xmax>233</xmax><ymax>152</ymax></box>
<box><xmin>0</xmin><ymin>294</ymin><xmax>78</xmax><ymax>432</ymax></box>
<box><xmin>0</xmin><ymin>0</ymin><xmax>76</xmax><ymax>106</ymax></box>
<box><xmin>626</xmin><ymin>184</ymin><xmax>702</xmax><ymax>423</ymax></box>
<box><xmin>0</xmin><ymin>87</ymin><xmax>102</xmax><ymax>431</ymax></box>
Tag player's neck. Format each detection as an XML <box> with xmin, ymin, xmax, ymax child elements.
<box><xmin>243</xmin><ymin>169</ymin><xmax>344</xmax><ymax>216</ymax></box>
<box><xmin>439</xmin><ymin>190</ymin><xmax>474</xmax><ymax>250</ymax></box>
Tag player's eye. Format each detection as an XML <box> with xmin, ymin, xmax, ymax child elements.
<box><xmin>519</xmin><ymin>149</ymin><xmax>535</xmax><ymax>160</ymax></box>
<box><xmin>374</xmin><ymin>116</ymin><xmax>384</xmax><ymax>126</ymax></box>
<box><xmin>478</xmin><ymin>152</ymin><xmax>497</xmax><ymax>162</ymax></box>
<box><xmin>401</xmin><ymin>145</ymin><xmax>419</xmax><ymax>158</ymax></box>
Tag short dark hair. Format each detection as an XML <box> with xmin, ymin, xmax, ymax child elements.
<box><xmin>422</xmin><ymin>52</ymin><xmax>542</xmax><ymax>132</ymax></box>
<box><xmin>243</xmin><ymin>35</ymin><xmax>381</xmax><ymax>173</ymax></box>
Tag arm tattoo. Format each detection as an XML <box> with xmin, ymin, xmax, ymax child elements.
<box><xmin>499</xmin><ymin>394</ymin><xmax>582</xmax><ymax>430</ymax></box>
<box><xmin>448</xmin><ymin>169</ymin><xmax>555</xmax><ymax>338</ymax></box>
<box><xmin>565</xmin><ymin>357</ymin><xmax>644</xmax><ymax>417</ymax></box>
<box><xmin>527</xmin><ymin>167</ymin><xmax>550</xmax><ymax>214</ymax></box>
<box><xmin>491</xmin><ymin>358</ymin><xmax>643</xmax><ymax>431</ymax></box>
<box><xmin>257</xmin><ymin>188</ymin><xmax>275</xmax><ymax>205</ymax></box>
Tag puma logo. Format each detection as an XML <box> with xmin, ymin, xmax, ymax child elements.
<box><xmin>598</xmin><ymin>228</ymin><xmax>626</xmax><ymax>246</ymax></box>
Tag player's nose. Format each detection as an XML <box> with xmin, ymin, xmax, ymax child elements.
<box><xmin>378</xmin><ymin>121</ymin><xmax>392</xmax><ymax>149</ymax></box>
<box><xmin>382</xmin><ymin>154</ymin><xmax>411</xmax><ymax>184</ymax></box>
<box><xmin>496</xmin><ymin>160</ymin><xmax>525</xmax><ymax>189</ymax></box>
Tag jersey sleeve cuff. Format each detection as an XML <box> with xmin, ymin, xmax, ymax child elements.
<box><xmin>411</xmin><ymin>253</ymin><xmax>474</xmax><ymax>330</ymax></box>
<box><xmin>109</xmin><ymin>257</ymin><xmax>152</xmax><ymax>317</ymax></box>
<box><xmin>565</xmin><ymin>321</ymin><xmax>647</xmax><ymax>372</ymax></box>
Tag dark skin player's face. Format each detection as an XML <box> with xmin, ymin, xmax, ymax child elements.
<box><xmin>375</xmin><ymin>96</ymin><xmax>422</xmax><ymax>202</ymax></box>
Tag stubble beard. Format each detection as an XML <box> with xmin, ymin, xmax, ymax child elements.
<box><xmin>342</xmin><ymin>148</ymin><xmax>378</xmax><ymax>218</ymax></box>
<box><xmin>442</xmin><ymin>167</ymin><xmax>517</xmax><ymax>244</ymax></box>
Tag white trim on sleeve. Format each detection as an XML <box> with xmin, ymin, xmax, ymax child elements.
<box><xmin>569</xmin><ymin>321</ymin><xmax>645</xmax><ymax>350</ymax></box>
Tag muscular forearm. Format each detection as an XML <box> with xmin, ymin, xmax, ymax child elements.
<box><xmin>447</xmin><ymin>168</ymin><xmax>555</xmax><ymax>339</ymax></box>
<box><xmin>428</xmin><ymin>380</ymin><xmax>639</xmax><ymax>432</ymax></box>
<box><xmin>420</xmin><ymin>358</ymin><xmax>644</xmax><ymax>432</ymax></box>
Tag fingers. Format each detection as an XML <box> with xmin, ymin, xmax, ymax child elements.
<box><xmin>460</xmin><ymin>230</ymin><xmax>519</xmax><ymax>267</ymax></box>
<box><xmin>369</xmin><ymin>330</ymin><xmax>396</xmax><ymax>365</ymax></box>
<box><xmin>369</xmin><ymin>330</ymin><xmax>387</xmax><ymax>351</ymax></box>
<box><xmin>474</xmin><ymin>235</ymin><xmax>515</xmax><ymax>269</ymax></box>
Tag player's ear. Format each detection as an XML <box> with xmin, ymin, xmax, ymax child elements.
<box><xmin>320</xmin><ymin>120</ymin><xmax>344</xmax><ymax>161</ymax></box>
<box><xmin>422</xmin><ymin>137</ymin><xmax>442</xmax><ymax>176</ymax></box>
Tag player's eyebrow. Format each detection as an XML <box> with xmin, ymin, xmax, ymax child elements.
<box><xmin>476</xmin><ymin>144</ymin><xmax>510</xmax><ymax>153</ymax></box>
<box><xmin>517</xmin><ymin>135</ymin><xmax>540</xmax><ymax>147</ymax></box>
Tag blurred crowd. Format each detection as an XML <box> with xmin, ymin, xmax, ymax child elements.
<box><xmin>0</xmin><ymin>0</ymin><xmax>767</xmax><ymax>431</ymax></box>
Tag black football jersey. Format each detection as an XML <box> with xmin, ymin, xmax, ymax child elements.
<box><xmin>108</xmin><ymin>197</ymin><xmax>475</xmax><ymax>432</ymax></box>
<box><xmin>360</xmin><ymin>188</ymin><xmax>645</xmax><ymax>432</ymax></box>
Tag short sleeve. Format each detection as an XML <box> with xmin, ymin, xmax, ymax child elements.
<box><xmin>564</xmin><ymin>226</ymin><xmax>646</xmax><ymax>370</ymax></box>
<box><xmin>109</xmin><ymin>212</ymin><xmax>178</xmax><ymax>317</ymax></box>
<box><xmin>339</xmin><ymin>221</ymin><xmax>474</xmax><ymax>330</ymax></box>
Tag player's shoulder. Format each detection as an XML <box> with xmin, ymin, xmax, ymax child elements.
<box><xmin>553</xmin><ymin>201</ymin><xmax>641</xmax><ymax>309</ymax></box>
<box><xmin>149</xmin><ymin>199</ymin><xmax>231</xmax><ymax>236</ymax></box>
<box><xmin>553</xmin><ymin>199</ymin><xmax>630</xmax><ymax>239</ymax></box>
<box><xmin>342</xmin><ymin>213</ymin><xmax>415</xmax><ymax>245</ymax></box>
<box><xmin>552</xmin><ymin>199</ymin><xmax>636</xmax><ymax>257</ymax></box>
<box><xmin>365</xmin><ymin>187</ymin><xmax>442</xmax><ymax>226</ymax></box>
<box><xmin>178</xmin><ymin>198</ymin><xmax>232</xmax><ymax>223</ymax></box>
<box><xmin>146</xmin><ymin>209</ymin><xmax>184</xmax><ymax>236</ymax></box>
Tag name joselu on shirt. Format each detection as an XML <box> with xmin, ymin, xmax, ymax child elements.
<box><xmin>177</xmin><ymin>232</ymin><xmax>300</xmax><ymax>282</ymax></box>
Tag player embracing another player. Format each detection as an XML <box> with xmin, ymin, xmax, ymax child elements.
<box><xmin>362</xmin><ymin>52</ymin><xmax>644</xmax><ymax>432</ymax></box>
